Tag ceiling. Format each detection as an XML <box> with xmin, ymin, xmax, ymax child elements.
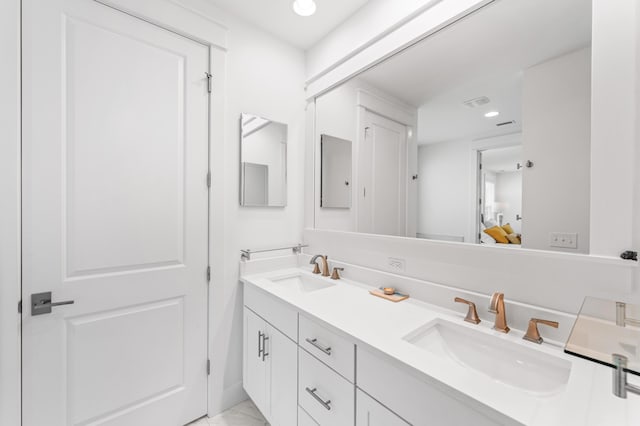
<box><xmin>203</xmin><ymin>0</ymin><xmax>370</xmax><ymax>49</ymax></box>
<box><xmin>358</xmin><ymin>0</ymin><xmax>592</xmax><ymax>145</ymax></box>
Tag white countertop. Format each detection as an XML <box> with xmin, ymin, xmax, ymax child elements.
<box><xmin>241</xmin><ymin>265</ymin><xmax>640</xmax><ymax>426</ymax></box>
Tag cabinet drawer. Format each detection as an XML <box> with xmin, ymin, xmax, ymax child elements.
<box><xmin>356</xmin><ymin>389</ymin><xmax>409</xmax><ymax>426</ymax></box>
<box><xmin>298</xmin><ymin>406</ymin><xmax>319</xmax><ymax>426</ymax></box>
<box><xmin>357</xmin><ymin>347</ymin><xmax>504</xmax><ymax>426</ymax></box>
<box><xmin>244</xmin><ymin>283</ymin><xmax>298</xmax><ymax>340</ymax></box>
<box><xmin>299</xmin><ymin>314</ymin><xmax>355</xmax><ymax>381</ymax></box>
<box><xmin>299</xmin><ymin>348</ymin><xmax>354</xmax><ymax>426</ymax></box>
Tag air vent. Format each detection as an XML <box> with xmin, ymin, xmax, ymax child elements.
<box><xmin>463</xmin><ymin>96</ymin><xmax>490</xmax><ymax>108</ymax></box>
<box><xmin>496</xmin><ymin>120</ymin><xmax>516</xmax><ymax>127</ymax></box>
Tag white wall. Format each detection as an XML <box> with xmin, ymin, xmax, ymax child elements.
<box><xmin>521</xmin><ymin>47</ymin><xmax>591</xmax><ymax>254</ymax></box>
<box><xmin>0</xmin><ymin>0</ymin><xmax>21</xmax><ymax>424</ymax></box>
<box><xmin>495</xmin><ymin>171</ymin><xmax>522</xmax><ymax>234</ymax></box>
<box><xmin>417</xmin><ymin>140</ymin><xmax>472</xmax><ymax>242</ymax></box>
<box><xmin>180</xmin><ymin>0</ymin><xmax>306</xmax><ymax>414</ymax></box>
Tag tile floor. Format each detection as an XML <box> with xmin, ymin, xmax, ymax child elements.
<box><xmin>187</xmin><ymin>400</ymin><xmax>269</xmax><ymax>426</ymax></box>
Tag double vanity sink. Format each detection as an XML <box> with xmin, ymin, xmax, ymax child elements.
<box><xmin>241</xmin><ymin>257</ymin><xmax>634</xmax><ymax>425</ymax></box>
<box><xmin>267</xmin><ymin>269</ymin><xmax>571</xmax><ymax>396</ymax></box>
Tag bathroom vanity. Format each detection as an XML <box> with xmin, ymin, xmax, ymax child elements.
<box><xmin>241</xmin><ymin>255</ymin><xmax>640</xmax><ymax>426</ymax></box>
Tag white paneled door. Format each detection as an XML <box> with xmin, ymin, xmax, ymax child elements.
<box><xmin>358</xmin><ymin>110</ymin><xmax>407</xmax><ymax>236</ymax></box>
<box><xmin>22</xmin><ymin>1</ymin><xmax>210</xmax><ymax>425</ymax></box>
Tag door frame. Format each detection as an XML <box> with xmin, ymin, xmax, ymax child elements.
<box><xmin>468</xmin><ymin>132</ymin><xmax>522</xmax><ymax>245</ymax></box>
<box><xmin>0</xmin><ymin>1</ymin><xmax>229</xmax><ymax>424</ymax></box>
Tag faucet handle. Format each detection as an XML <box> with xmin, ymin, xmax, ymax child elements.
<box><xmin>523</xmin><ymin>318</ymin><xmax>559</xmax><ymax>344</ymax></box>
<box><xmin>312</xmin><ymin>263</ymin><xmax>321</xmax><ymax>274</ymax></box>
<box><xmin>330</xmin><ymin>267</ymin><xmax>344</xmax><ymax>280</ymax></box>
<box><xmin>454</xmin><ymin>297</ymin><xmax>481</xmax><ymax>324</ymax></box>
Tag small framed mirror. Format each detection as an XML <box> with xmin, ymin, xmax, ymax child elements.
<box><xmin>321</xmin><ymin>134</ymin><xmax>352</xmax><ymax>208</ymax></box>
<box><xmin>240</xmin><ymin>113</ymin><xmax>287</xmax><ymax>207</ymax></box>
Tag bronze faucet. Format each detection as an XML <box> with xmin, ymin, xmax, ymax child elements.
<box><xmin>310</xmin><ymin>254</ymin><xmax>330</xmax><ymax>277</ymax></box>
<box><xmin>488</xmin><ymin>292</ymin><xmax>510</xmax><ymax>333</ymax></box>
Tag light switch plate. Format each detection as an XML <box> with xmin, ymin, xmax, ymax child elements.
<box><xmin>387</xmin><ymin>257</ymin><xmax>405</xmax><ymax>272</ymax></box>
<box><xmin>549</xmin><ymin>232</ymin><xmax>578</xmax><ymax>249</ymax></box>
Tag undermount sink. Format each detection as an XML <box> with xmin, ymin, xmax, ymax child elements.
<box><xmin>268</xmin><ymin>273</ymin><xmax>336</xmax><ymax>294</ymax></box>
<box><xmin>403</xmin><ymin>319</ymin><xmax>572</xmax><ymax>395</ymax></box>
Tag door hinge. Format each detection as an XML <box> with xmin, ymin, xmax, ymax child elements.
<box><xmin>206</xmin><ymin>266</ymin><xmax>211</xmax><ymax>282</ymax></box>
<box><xmin>205</xmin><ymin>72</ymin><xmax>212</xmax><ymax>93</ymax></box>
<box><xmin>207</xmin><ymin>359</ymin><xmax>211</xmax><ymax>375</ymax></box>
<box><xmin>18</xmin><ymin>300</ymin><xmax>22</xmax><ymax>314</ymax></box>
<box><xmin>206</xmin><ymin>171</ymin><xmax>211</xmax><ymax>188</ymax></box>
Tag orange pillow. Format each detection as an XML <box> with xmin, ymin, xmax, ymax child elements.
<box><xmin>502</xmin><ymin>223</ymin><xmax>514</xmax><ymax>234</ymax></box>
<box><xmin>483</xmin><ymin>226</ymin><xmax>509</xmax><ymax>244</ymax></box>
<box><xmin>506</xmin><ymin>233</ymin><xmax>521</xmax><ymax>244</ymax></box>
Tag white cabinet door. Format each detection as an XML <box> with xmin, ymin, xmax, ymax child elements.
<box><xmin>356</xmin><ymin>390</ymin><xmax>409</xmax><ymax>426</ymax></box>
<box><xmin>267</xmin><ymin>324</ymin><xmax>298</xmax><ymax>426</ymax></box>
<box><xmin>243</xmin><ymin>308</ymin><xmax>268</xmax><ymax>417</ymax></box>
<box><xmin>22</xmin><ymin>0</ymin><xmax>209</xmax><ymax>424</ymax></box>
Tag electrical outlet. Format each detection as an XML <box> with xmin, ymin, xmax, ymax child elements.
<box><xmin>549</xmin><ymin>232</ymin><xmax>578</xmax><ymax>249</ymax></box>
<box><xmin>387</xmin><ymin>257</ymin><xmax>405</xmax><ymax>272</ymax></box>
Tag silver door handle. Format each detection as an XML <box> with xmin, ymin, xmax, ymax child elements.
<box><xmin>305</xmin><ymin>338</ymin><xmax>332</xmax><ymax>356</ymax></box>
<box><xmin>305</xmin><ymin>387</ymin><xmax>331</xmax><ymax>410</ymax></box>
<box><xmin>31</xmin><ymin>292</ymin><xmax>74</xmax><ymax>316</ymax></box>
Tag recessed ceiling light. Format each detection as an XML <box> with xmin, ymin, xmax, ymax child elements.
<box><xmin>293</xmin><ymin>0</ymin><xmax>317</xmax><ymax>16</ymax></box>
<box><xmin>484</xmin><ymin>111</ymin><xmax>500</xmax><ymax>118</ymax></box>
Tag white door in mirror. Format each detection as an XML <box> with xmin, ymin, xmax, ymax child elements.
<box><xmin>359</xmin><ymin>111</ymin><xmax>408</xmax><ymax>236</ymax></box>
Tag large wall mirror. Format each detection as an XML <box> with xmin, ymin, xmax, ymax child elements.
<box><xmin>240</xmin><ymin>113</ymin><xmax>287</xmax><ymax>207</ymax></box>
<box><xmin>314</xmin><ymin>0</ymin><xmax>592</xmax><ymax>254</ymax></box>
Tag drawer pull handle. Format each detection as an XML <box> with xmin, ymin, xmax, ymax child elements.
<box><xmin>305</xmin><ymin>338</ymin><xmax>332</xmax><ymax>356</ymax></box>
<box><xmin>258</xmin><ymin>331</ymin><xmax>264</xmax><ymax>359</ymax></box>
<box><xmin>262</xmin><ymin>335</ymin><xmax>269</xmax><ymax>361</ymax></box>
<box><xmin>305</xmin><ymin>387</ymin><xmax>331</xmax><ymax>411</ymax></box>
